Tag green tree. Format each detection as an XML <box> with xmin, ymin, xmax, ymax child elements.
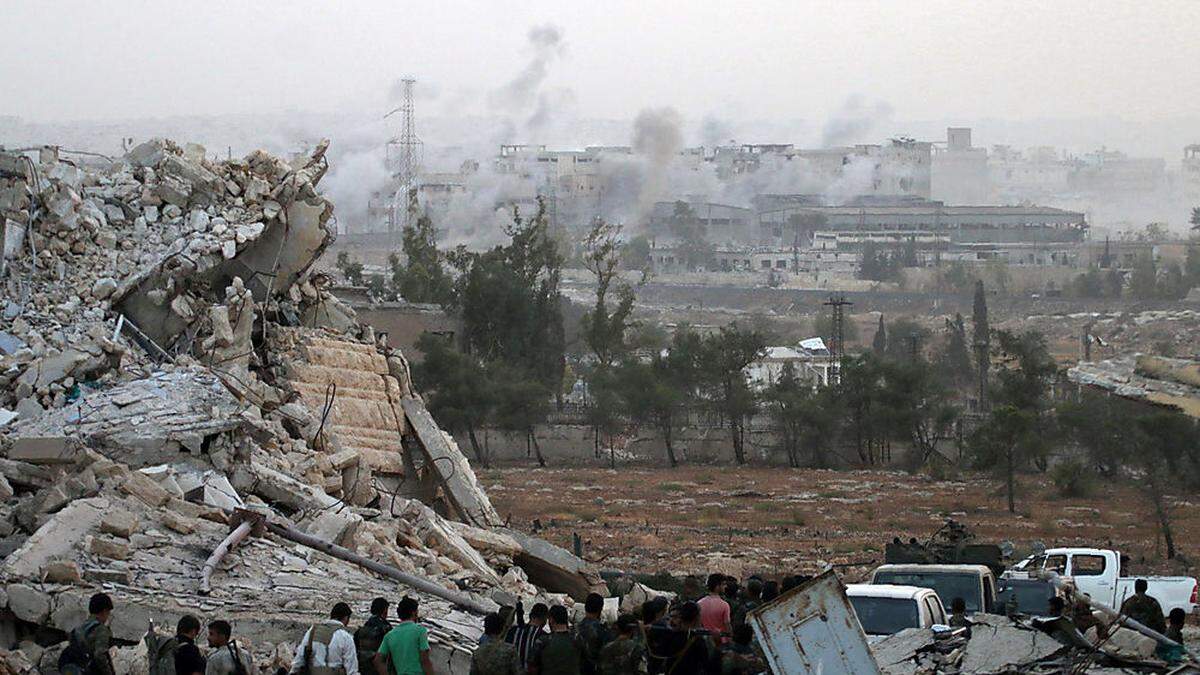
<box><xmin>581</xmin><ymin>220</ymin><xmax>637</xmax><ymax>370</ymax></box>
<box><xmin>765</xmin><ymin>364</ymin><xmax>839</xmax><ymax>468</ymax></box>
<box><xmin>390</xmin><ymin>214</ymin><xmax>455</xmax><ymax>305</ymax></box>
<box><xmin>1129</xmin><ymin>254</ymin><xmax>1159</xmax><ymax>300</ymax></box>
<box><xmin>413</xmin><ymin>334</ymin><xmax>495</xmax><ymax>466</ymax></box>
<box><xmin>700</xmin><ymin>325</ymin><xmax>766</xmax><ymax>464</ymax></box>
<box><xmin>1191</xmin><ymin>207</ymin><xmax>1200</xmax><ymax>231</ymax></box>
<box><xmin>938</xmin><ymin>313</ymin><xmax>973</xmax><ymax>387</ymax></box>
<box><xmin>335</xmin><ymin>251</ymin><xmax>365</xmax><ymax>286</ymax></box>
<box><xmin>617</xmin><ymin>328</ymin><xmax>703</xmax><ymax>467</ymax></box>
<box><xmin>876</xmin><ymin>358</ymin><xmax>958</xmax><ymax>469</ymax></box>
<box><xmin>970</xmin><ymin>330</ymin><xmax>1057</xmax><ymax>513</ymax></box>
<box><xmin>871</xmin><ymin>315</ymin><xmax>888</xmax><ymax>353</ymax></box>
<box><xmin>620</xmin><ymin>234</ymin><xmax>653</xmax><ymax>271</ymax></box>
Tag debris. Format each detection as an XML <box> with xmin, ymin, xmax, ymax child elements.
<box><xmin>402</xmin><ymin>397</ymin><xmax>501</xmax><ymax>527</ymax></box>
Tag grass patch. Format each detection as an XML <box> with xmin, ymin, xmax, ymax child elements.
<box><xmin>659</xmin><ymin>482</ymin><xmax>687</xmax><ymax>493</ymax></box>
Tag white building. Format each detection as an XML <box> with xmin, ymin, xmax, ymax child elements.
<box><xmin>745</xmin><ymin>339</ymin><xmax>834</xmax><ymax>391</ymax></box>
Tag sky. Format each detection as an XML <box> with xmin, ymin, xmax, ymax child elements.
<box><xmin>3</xmin><ymin>0</ymin><xmax>1199</xmax><ymax>128</ymax></box>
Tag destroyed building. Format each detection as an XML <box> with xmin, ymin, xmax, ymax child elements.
<box><xmin>0</xmin><ymin>139</ymin><xmax>603</xmax><ymax>673</ymax></box>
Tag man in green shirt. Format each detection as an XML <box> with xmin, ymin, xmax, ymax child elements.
<box><xmin>375</xmin><ymin>597</ymin><xmax>433</xmax><ymax>675</ymax></box>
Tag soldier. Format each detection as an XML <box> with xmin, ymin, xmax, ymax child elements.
<box><xmin>59</xmin><ymin>593</ymin><xmax>116</xmax><ymax>675</ymax></box>
<box><xmin>470</xmin><ymin>613</ymin><xmax>520</xmax><ymax>675</ymax></box>
<box><xmin>731</xmin><ymin>580</ymin><xmax>761</xmax><ymax>629</ymax></box>
<box><xmin>528</xmin><ymin>605</ymin><xmax>582</xmax><ymax>675</ymax></box>
<box><xmin>291</xmin><ymin>602</ymin><xmax>359</xmax><ymax>675</ymax></box>
<box><xmin>948</xmin><ymin>597</ymin><xmax>972</xmax><ymax>638</ymax></box>
<box><xmin>598</xmin><ymin>614</ymin><xmax>645</xmax><ymax>675</ymax></box>
<box><xmin>576</xmin><ymin>593</ymin><xmax>612</xmax><ymax>675</ymax></box>
<box><xmin>356</xmin><ymin>598</ymin><xmax>392</xmax><ymax>668</ymax></box>
<box><xmin>1119</xmin><ymin>579</ymin><xmax>1167</xmax><ymax>634</ymax></box>
<box><xmin>720</xmin><ymin>625</ymin><xmax>763</xmax><ymax>675</ymax></box>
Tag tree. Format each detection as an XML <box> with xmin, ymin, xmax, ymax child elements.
<box><xmin>883</xmin><ymin>318</ymin><xmax>932</xmax><ymax>361</ymax></box>
<box><xmin>412</xmin><ymin>334</ymin><xmax>495</xmax><ymax>466</ymax></box>
<box><xmin>1191</xmin><ymin>207</ymin><xmax>1200</xmax><ymax>231</ymax></box>
<box><xmin>581</xmin><ymin>220</ymin><xmax>637</xmax><ymax>370</ymax></box>
<box><xmin>970</xmin><ymin>330</ymin><xmax>1057</xmax><ymax>512</ymax></box>
<box><xmin>390</xmin><ymin>214</ymin><xmax>455</xmax><ymax>306</ymax></box>
<box><xmin>451</xmin><ymin>198</ymin><xmax>565</xmax><ymax>464</ymax></box>
<box><xmin>620</xmin><ymin>234</ymin><xmax>652</xmax><ymax>271</ymax></box>
<box><xmin>765</xmin><ymin>364</ymin><xmax>838</xmax><ymax>468</ymax></box>
<box><xmin>871</xmin><ymin>315</ymin><xmax>888</xmax><ymax>353</ymax></box>
<box><xmin>875</xmin><ymin>358</ymin><xmax>958</xmax><ymax>469</ymax></box>
<box><xmin>972</xmin><ymin>280</ymin><xmax>990</xmax><ymax>408</ymax></box>
<box><xmin>939</xmin><ymin>313</ymin><xmax>973</xmax><ymax>387</ymax></box>
<box><xmin>617</xmin><ymin>328</ymin><xmax>703</xmax><ymax>467</ymax></box>
<box><xmin>1129</xmin><ymin>254</ymin><xmax>1159</xmax><ymax>301</ymax></box>
<box><xmin>335</xmin><ymin>251</ymin><xmax>365</xmax><ymax>286</ymax></box>
<box><xmin>699</xmin><ymin>325</ymin><xmax>766</xmax><ymax>464</ymax></box>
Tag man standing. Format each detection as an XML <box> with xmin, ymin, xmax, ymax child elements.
<box><xmin>731</xmin><ymin>580</ymin><xmax>762</xmax><ymax>629</ymax></box>
<box><xmin>663</xmin><ymin>602</ymin><xmax>712</xmax><ymax>675</ymax></box>
<box><xmin>1120</xmin><ymin>579</ymin><xmax>1167</xmax><ymax>634</ymax></box>
<box><xmin>356</xmin><ymin>598</ymin><xmax>392</xmax><ymax>670</ymax></box>
<box><xmin>470</xmin><ymin>613</ymin><xmax>520</xmax><ymax>675</ymax></box>
<box><xmin>505</xmin><ymin>602</ymin><xmax>548</xmax><ymax>671</ymax></box>
<box><xmin>291</xmin><ymin>602</ymin><xmax>360</xmax><ymax>675</ymax></box>
<box><xmin>375</xmin><ymin>597</ymin><xmax>433</xmax><ymax>675</ymax></box>
<box><xmin>598</xmin><ymin>614</ymin><xmax>645</xmax><ymax>675</ymax></box>
<box><xmin>206</xmin><ymin>620</ymin><xmax>252</xmax><ymax>675</ymax></box>
<box><xmin>719</xmin><ymin>625</ymin><xmax>763</xmax><ymax>675</ymax></box>
<box><xmin>697</xmin><ymin>574</ymin><xmax>731</xmax><ymax>644</ymax></box>
<box><xmin>576</xmin><ymin>594</ymin><xmax>612</xmax><ymax>675</ymax></box>
<box><xmin>529</xmin><ymin>605</ymin><xmax>582</xmax><ymax>675</ymax></box>
<box><xmin>175</xmin><ymin>615</ymin><xmax>207</xmax><ymax>675</ymax></box>
<box><xmin>59</xmin><ymin>593</ymin><xmax>115</xmax><ymax>675</ymax></box>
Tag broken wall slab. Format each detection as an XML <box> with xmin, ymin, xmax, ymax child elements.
<box><xmin>1</xmin><ymin>498</ymin><xmax>108</xmax><ymax>580</ymax></box>
<box><xmin>500</xmin><ymin>528</ymin><xmax>606</xmax><ymax>601</ymax></box>
<box><xmin>402</xmin><ymin>397</ymin><xmax>500</xmax><ymax>527</ymax></box>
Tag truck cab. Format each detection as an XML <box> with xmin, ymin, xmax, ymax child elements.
<box><xmin>1014</xmin><ymin>547</ymin><xmax>1198</xmax><ymax>617</ymax></box>
<box><xmin>846</xmin><ymin>584</ymin><xmax>947</xmax><ymax>637</ymax></box>
<box><xmin>869</xmin><ymin>564</ymin><xmax>998</xmax><ymax>615</ymax></box>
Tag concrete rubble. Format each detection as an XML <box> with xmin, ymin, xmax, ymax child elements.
<box><xmin>0</xmin><ymin>139</ymin><xmax>603</xmax><ymax>673</ymax></box>
<box><xmin>1070</xmin><ymin>354</ymin><xmax>1200</xmax><ymax>419</ymax></box>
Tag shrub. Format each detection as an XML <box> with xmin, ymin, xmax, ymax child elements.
<box><xmin>1050</xmin><ymin>459</ymin><xmax>1094</xmax><ymax>498</ymax></box>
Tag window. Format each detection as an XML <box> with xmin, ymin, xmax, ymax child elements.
<box><xmin>1072</xmin><ymin>554</ymin><xmax>1106</xmax><ymax>576</ymax></box>
<box><xmin>761</xmin><ymin>260</ymin><xmax>771</xmax><ymax>269</ymax></box>
<box><xmin>1045</xmin><ymin>554</ymin><xmax>1067</xmax><ymax>575</ymax></box>
<box><xmin>776</xmin><ymin>260</ymin><xmax>787</xmax><ymax>269</ymax></box>
<box><xmin>923</xmin><ymin>596</ymin><xmax>945</xmax><ymax>625</ymax></box>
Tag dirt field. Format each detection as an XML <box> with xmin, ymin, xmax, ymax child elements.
<box><xmin>483</xmin><ymin>463</ymin><xmax>1198</xmax><ymax>582</ymax></box>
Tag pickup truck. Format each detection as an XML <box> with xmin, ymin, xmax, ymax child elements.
<box><xmin>1013</xmin><ymin>547</ymin><xmax>1198</xmax><ymax>617</ymax></box>
<box><xmin>869</xmin><ymin>564</ymin><xmax>998</xmax><ymax>615</ymax></box>
<box><xmin>846</xmin><ymin>584</ymin><xmax>948</xmax><ymax>637</ymax></box>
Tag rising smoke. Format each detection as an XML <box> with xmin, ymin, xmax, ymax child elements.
<box><xmin>821</xmin><ymin>94</ymin><xmax>894</xmax><ymax>148</ymax></box>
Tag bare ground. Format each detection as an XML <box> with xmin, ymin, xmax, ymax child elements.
<box><xmin>483</xmin><ymin>463</ymin><xmax>1198</xmax><ymax>582</ymax></box>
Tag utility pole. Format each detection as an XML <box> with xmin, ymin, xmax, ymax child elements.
<box><xmin>385</xmin><ymin>78</ymin><xmax>423</xmax><ymax>243</ymax></box>
<box><xmin>823</xmin><ymin>295</ymin><xmax>853</xmax><ymax>384</ymax></box>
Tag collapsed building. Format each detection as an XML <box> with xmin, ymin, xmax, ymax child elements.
<box><xmin>0</xmin><ymin>139</ymin><xmax>603</xmax><ymax>673</ymax></box>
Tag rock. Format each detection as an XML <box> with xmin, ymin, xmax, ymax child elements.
<box><xmin>126</xmin><ymin>139</ymin><xmax>166</xmax><ymax>168</ymax></box>
<box><xmin>88</xmin><ymin>535</ymin><xmax>131</xmax><ymax>560</ymax></box>
<box><xmin>8</xmin><ymin>436</ymin><xmax>78</xmax><ymax>464</ymax></box>
<box><xmin>120</xmin><ymin>472</ymin><xmax>172</xmax><ymax>507</ymax></box>
<box><xmin>100</xmin><ymin>510</ymin><xmax>139</xmax><ymax>538</ymax></box>
<box><xmin>221</xmin><ymin>239</ymin><xmax>237</xmax><ymax>259</ymax></box>
<box><xmin>91</xmin><ymin>277</ymin><xmax>118</xmax><ymax>299</ymax></box>
<box><xmin>41</xmin><ymin>560</ymin><xmax>82</xmax><ymax>584</ymax></box>
<box><xmin>6</xmin><ymin>583</ymin><xmax>51</xmax><ymax>623</ymax></box>
<box><xmin>159</xmin><ymin>510</ymin><xmax>195</xmax><ymax>534</ymax></box>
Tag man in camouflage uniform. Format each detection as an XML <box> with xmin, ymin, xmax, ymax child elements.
<box><xmin>471</xmin><ymin>613</ymin><xmax>520</xmax><ymax>675</ymax></box>
<box><xmin>61</xmin><ymin>592</ymin><xmax>116</xmax><ymax>675</ymax></box>
<box><xmin>720</xmin><ymin>625</ymin><xmax>764</xmax><ymax>675</ymax></box>
<box><xmin>1120</xmin><ymin>579</ymin><xmax>1167</xmax><ymax>634</ymax></box>
<box><xmin>599</xmin><ymin>615</ymin><xmax>645</xmax><ymax>675</ymax></box>
<box><xmin>576</xmin><ymin>593</ymin><xmax>612</xmax><ymax>675</ymax></box>
<box><xmin>355</xmin><ymin>597</ymin><xmax>392</xmax><ymax>668</ymax></box>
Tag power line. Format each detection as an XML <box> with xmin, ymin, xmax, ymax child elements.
<box><xmin>384</xmin><ymin>78</ymin><xmax>423</xmax><ymax>240</ymax></box>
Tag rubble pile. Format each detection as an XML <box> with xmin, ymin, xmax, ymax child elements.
<box><xmin>0</xmin><ymin>140</ymin><xmax>602</xmax><ymax>673</ymax></box>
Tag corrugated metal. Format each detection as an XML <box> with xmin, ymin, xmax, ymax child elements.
<box><xmin>748</xmin><ymin>570</ymin><xmax>881</xmax><ymax>675</ymax></box>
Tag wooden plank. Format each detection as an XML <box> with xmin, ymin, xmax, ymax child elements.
<box><xmin>400</xmin><ymin>397</ymin><xmax>500</xmax><ymax>527</ymax></box>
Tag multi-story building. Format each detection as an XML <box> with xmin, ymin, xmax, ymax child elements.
<box><xmin>932</xmin><ymin>128</ymin><xmax>989</xmax><ymax>204</ymax></box>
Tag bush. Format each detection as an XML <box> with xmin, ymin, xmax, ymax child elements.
<box><xmin>1050</xmin><ymin>459</ymin><xmax>1094</xmax><ymax>498</ymax></box>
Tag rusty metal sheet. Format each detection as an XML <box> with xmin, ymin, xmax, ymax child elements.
<box><xmin>748</xmin><ymin>569</ymin><xmax>882</xmax><ymax>675</ymax></box>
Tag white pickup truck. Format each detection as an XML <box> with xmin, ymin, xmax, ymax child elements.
<box><xmin>1013</xmin><ymin>547</ymin><xmax>1197</xmax><ymax>616</ymax></box>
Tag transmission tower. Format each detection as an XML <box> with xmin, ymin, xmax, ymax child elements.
<box><xmin>823</xmin><ymin>295</ymin><xmax>853</xmax><ymax>384</ymax></box>
<box><xmin>384</xmin><ymin>78</ymin><xmax>423</xmax><ymax>239</ymax></box>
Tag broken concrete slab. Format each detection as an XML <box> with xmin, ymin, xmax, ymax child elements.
<box><xmin>402</xmin><ymin>397</ymin><xmax>501</xmax><ymax>527</ymax></box>
<box><xmin>8</xmin><ymin>436</ymin><xmax>78</xmax><ymax>464</ymax></box>
<box><xmin>1</xmin><ymin>498</ymin><xmax>108</xmax><ymax>579</ymax></box>
<box><xmin>500</xmin><ymin>527</ymin><xmax>606</xmax><ymax>601</ymax></box>
<box><xmin>88</xmin><ymin>535</ymin><xmax>131</xmax><ymax>560</ymax></box>
<box><xmin>6</xmin><ymin>583</ymin><xmax>51</xmax><ymax>624</ymax></box>
<box><xmin>958</xmin><ymin>614</ymin><xmax>1064</xmax><ymax>673</ymax></box>
<box><xmin>100</xmin><ymin>510</ymin><xmax>138</xmax><ymax>538</ymax></box>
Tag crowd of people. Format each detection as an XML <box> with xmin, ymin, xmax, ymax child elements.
<box><xmin>56</xmin><ymin>572</ymin><xmax>785</xmax><ymax>675</ymax></box>
<box><xmin>470</xmin><ymin>572</ymin><xmax>791</xmax><ymax>675</ymax></box>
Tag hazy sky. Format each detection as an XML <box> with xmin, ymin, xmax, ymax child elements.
<box><xmin>4</xmin><ymin>0</ymin><xmax>1199</xmax><ymax>126</ymax></box>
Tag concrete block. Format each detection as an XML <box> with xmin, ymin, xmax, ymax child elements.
<box><xmin>327</xmin><ymin>449</ymin><xmax>360</xmax><ymax>470</ymax></box>
<box><xmin>100</xmin><ymin>510</ymin><xmax>138</xmax><ymax>539</ymax></box>
<box><xmin>6</xmin><ymin>584</ymin><xmax>50</xmax><ymax>623</ymax></box>
<box><xmin>1</xmin><ymin>498</ymin><xmax>108</xmax><ymax>580</ymax></box>
<box><xmin>88</xmin><ymin>536</ymin><xmax>130</xmax><ymax>561</ymax></box>
<box><xmin>8</xmin><ymin>436</ymin><xmax>77</xmax><ymax>464</ymax></box>
<box><xmin>41</xmin><ymin>560</ymin><xmax>82</xmax><ymax>585</ymax></box>
<box><xmin>85</xmin><ymin>568</ymin><xmax>130</xmax><ymax>585</ymax></box>
<box><xmin>120</xmin><ymin>472</ymin><xmax>171</xmax><ymax>507</ymax></box>
<box><xmin>159</xmin><ymin>510</ymin><xmax>195</xmax><ymax>535</ymax></box>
